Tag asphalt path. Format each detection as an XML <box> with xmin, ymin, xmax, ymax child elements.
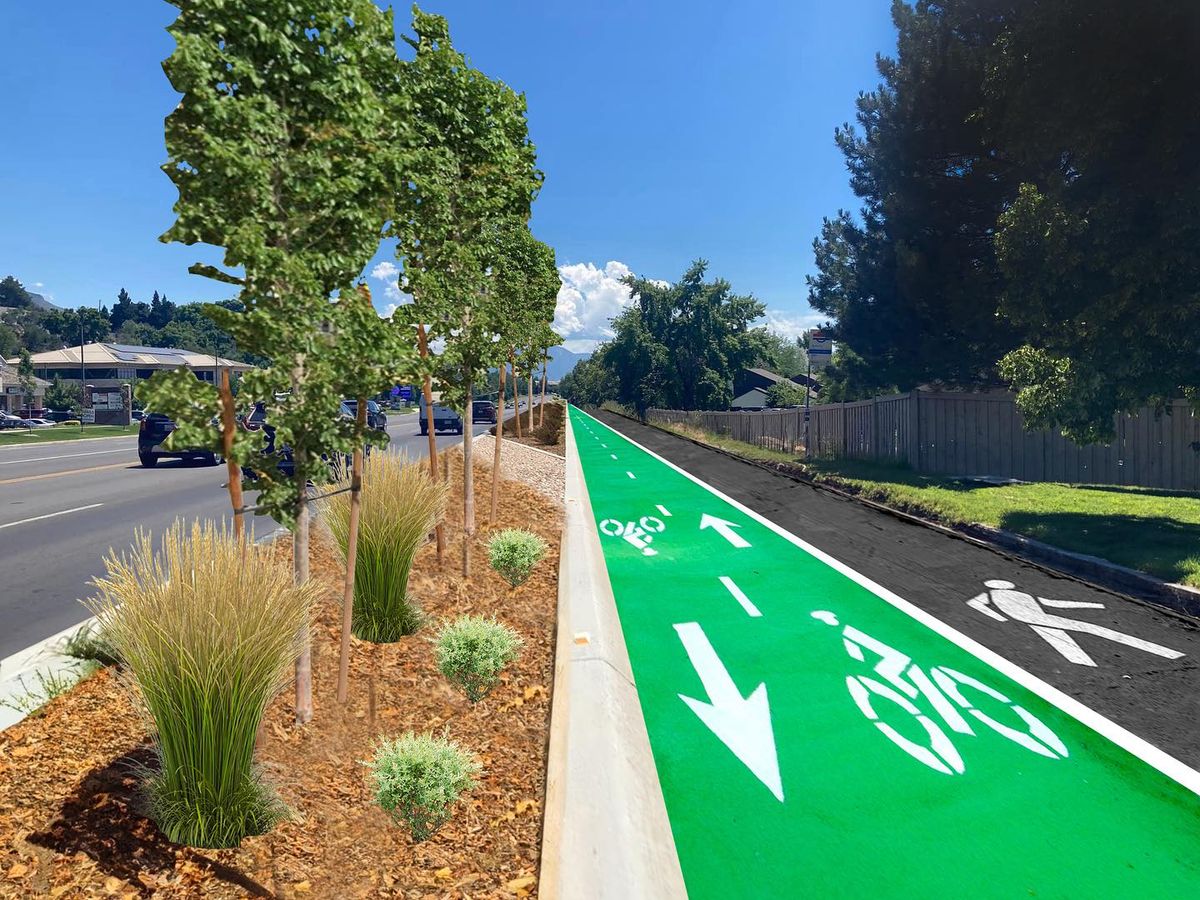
<box><xmin>0</xmin><ymin>415</ymin><xmax>488</xmax><ymax>658</ymax></box>
<box><xmin>592</xmin><ymin>409</ymin><xmax>1200</xmax><ymax>767</ymax></box>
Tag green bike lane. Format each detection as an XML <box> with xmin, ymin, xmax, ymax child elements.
<box><xmin>567</xmin><ymin>405</ymin><xmax>1200</xmax><ymax>898</ymax></box>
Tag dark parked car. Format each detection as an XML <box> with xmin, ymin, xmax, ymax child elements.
<box><xmin>343</xmin><ymin>398</ymin><xmax>388</xmax><ymax>431</ymax></box>
<box><xmin>138</xmin><ymin>413</ymin><xmax>220</xmax><ymax>467</ymax></box>
<box><xmin>472</xmin><ymin>400</ymin><xmax>497</xmax><ymax>424</ymax></box>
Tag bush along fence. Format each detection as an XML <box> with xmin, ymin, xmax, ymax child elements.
<box><xmin>647</xmin><ymin>391</ymin><xmax>1200</xmax><ymax>491</ymax></box>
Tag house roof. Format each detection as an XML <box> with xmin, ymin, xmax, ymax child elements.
<box><xmin>0</xmin><ymin>360</ymin><xmax>49</xmax><ymax>389</ymax></box>
<box><xmin>7</xmin><ymin>342</ymin><xmax>254</xmax><ymax>372</ymax></box>
<box><xmin>745</xmin><ymin>367</ymin><xmax>786</xmax><ymax>384</ymax></box>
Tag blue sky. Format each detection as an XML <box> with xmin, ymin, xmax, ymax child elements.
<box><xmin>1</xmin><ymin>1</ymin><xmax>896</xmax><ymax>351</ymax></box>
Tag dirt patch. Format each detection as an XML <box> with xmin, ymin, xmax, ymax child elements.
<box><xmin>0</xmin><ymin>449</ymin><xmax>561</xmax><ymax>899</ymax></box>
<box><xmin>490</xmin><ymin>404</ymin><xmax>563</xmax><ymax>457</ymax></box>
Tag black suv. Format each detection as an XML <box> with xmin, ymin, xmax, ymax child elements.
<box><xmin>472</xmin><ymin>400</ymin><xmax>497</xmax><ymax>424</ymax></box>
<box><xmin>138</xmin><ymin>413</ymin><xmax>220</xmax><ymax>467</ymax></box>
<box><xmin>343</xmin><ymin>399</ymin><xmax>388</xmax><ymax>431</ymax></box>
<box><xmin>241</xmin><ymin>399</ymin><xmax>362</xmax><ymax>480</ymax></box>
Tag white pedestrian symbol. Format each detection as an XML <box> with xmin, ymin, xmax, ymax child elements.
<box><xmin>967</xmin><ymin>580</ymin><xmax>1185</xmax><ymax>667</ymax></box>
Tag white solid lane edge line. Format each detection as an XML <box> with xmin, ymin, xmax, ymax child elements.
<box><xmin>570</xmin><ymin>406</ymin><xmax>1200</xmax><ymax>796</ymax></box>
<box><xmin>0</xmin><ymin>503</ymin><xmax>105</xmax><ymax>530</ymax></box>
<box><xmin>0</xmin><ymin>447</ymin><xmax>130</xmax><ymax>465</ymax></box>
<box><xmin>627</xmin><ymin>471</ymin><xmax>636</xmax><ymax>479</ymax></box>
<box><xmin>719</xmin><ymin>575</ymin><xmax>762</xmax><ymax>617</ymax></box>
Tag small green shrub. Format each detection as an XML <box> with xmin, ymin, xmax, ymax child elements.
<box><xmin>435</xmin><ymin>616</ymin><xmax>523</xmax><ymax>702</ymax></box>
<box><xmin>63</xmin><ymin>622</ymin><xmax>122</xmax><ymax>667</ymax></box>
<box><xmin>487</xmin><ymin>529</ymin><xmax>547</xmax><ymax>588</ymax></box>
<box><xmin>368</xmin><ymin>732</ymin><xmax>480</xmax><ymax>841</ymax></box>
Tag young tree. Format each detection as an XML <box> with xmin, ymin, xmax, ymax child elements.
<box><xmin>765</xmin><ymin>380</ymin><xmax>806</xmax><ymax>408</ymax></box>
<box><xmin>148</xmin><ymin>0</ymin><xmax>404</xmax><ymax>724</ymax></box>
<box><xmin>389</xmin><ymin>7</ymin><xmax>540</xmax><ymax>577</ymax></box>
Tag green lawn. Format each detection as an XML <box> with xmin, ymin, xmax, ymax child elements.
<box><xmin>655</xmin><ymin>421</ymin><xmax>1200</xmax><ymax>588</ymax></box>
<box><xmin>0</xmin><ymin>425</ymin><xmax>134</xmax><ymax>445</ymax></box>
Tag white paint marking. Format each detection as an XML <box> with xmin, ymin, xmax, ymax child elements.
<box><xmin>611</xmin><ymin>454</ymin><xmax>618</xmax><ymax>460</ymax></box>
<box><xmin>675</xmin><ymin>622</ymin><xmax>783</xmax><ymax>801</ymax></box>
<box><xmin>967</xmin><ymin>580</ymin><xmax>1184</xmax><ymax>666</ymax></box>
<box><xmin>719</xmin><ymin>576</ymin><xmax>762</xmax><ymax>617</ymax></box>
<box><xmin>699</xmin><ymin>512</ymin><xmax>751</xmax><ymax>549</ymax></box>
<box><xmin>571</xmin><ymin>406</ymin><xmax>1200</xmax><ymax>796</ymax></box>
<box><xmin>0</xmin><ymin>448</ymin><xmax>128</xmax><ymax>466</ymax></box>
<box><xmin>0</xmin><ymin>503</ymin><xmax>105</xmax><ymax>530</ymax></box>
<box><xmin>626</xmin><ymin>471</ymin><xmax>636</xmax><ymax>479</ymax></box>
<box><xmin>656</xmin><ymin>504</ymin><xmax>672</xmax><ymax>517</ymax></box>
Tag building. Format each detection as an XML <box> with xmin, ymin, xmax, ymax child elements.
<box><xmin>730</xmin><ymin>367</ymin><xmax>820</xmax><ymax>410</ymax></box>
<box><xmin>9</xmin><ymin>342</ymin><xmax>254</xmax><ymax>388</ymax></box>
<box><xmin>0</xmin><ymin>359</ymin><xmax>48</xmax><ymax>414</ymax></box>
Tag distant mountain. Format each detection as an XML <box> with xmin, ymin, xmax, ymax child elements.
<box><xmin>25</xmin><ymin>290</ymin><xmax>58</xmax><ymax>311</ymax></box>
<box><xmin>543</xmin><ymin>347</ymin><xmax>590</xmax><ymax>382</ymax></box>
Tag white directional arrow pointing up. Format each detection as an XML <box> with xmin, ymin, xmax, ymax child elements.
<box><xmin>699</xmin><ymin>513</ymin><xmax>751</xmax><ymax>548</ymax></box>
<box><xmin>674</xmin><ymin>622</ymin><xmax>783</xmax><ymax>801</ymax></box>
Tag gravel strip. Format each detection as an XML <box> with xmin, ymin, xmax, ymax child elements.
<box><xmin>472</xmin><ymin>434</ymin><xmax>564</xmax><ymax>506</ymax></box>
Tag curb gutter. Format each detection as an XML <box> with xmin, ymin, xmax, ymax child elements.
<box><xmin>601</xmin><ymin>407</ymin><xmax>1200</xmax><ymax>623</ymax></box>
<box><xmin>539</xmin><ymin>415</ymin><xmax>687</xmax><ymax>899</ymax></box>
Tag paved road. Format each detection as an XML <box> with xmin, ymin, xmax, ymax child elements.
<box><xmin>0</xmin><ymin>416</ymin><xmax>487</xmax><ymax>659</ymax></box>
<box><xmin>576</xmin><ymin>407</ymin><xmax>1200</xmax><ymax>898</ymax></box>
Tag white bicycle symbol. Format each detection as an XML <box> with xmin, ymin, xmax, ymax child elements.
<box><xmin>811</xmin><ymin>610</ymin><xmax>1068</xmax><ymax>775</ymax></box>
<box><xmin>600</xmin><ymin>515</ymin><xmax>666</xmax><ymax>556</ymax></box>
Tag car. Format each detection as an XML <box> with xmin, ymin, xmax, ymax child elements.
<box><xmin>0</xmin><ymin>412</ymin><xmax>24</xmax><ymax>429</ymax></box>
<box><xmin>343</xmin><ymin>398</ymin><xmax>388</xmax><ymax>431</ymax></box>
<box><xmin>418</xmin><ymin>393</ymin><xmax>463</xmax><ymax>435</ymax></box>
<box><xmin>241</xmin><ymin>398</ymin><xmax>363</xmax><ymax>480</ymax></box>
<box><xmin>472</xmin><ymin>400</ymin><xmax>497</xmax><ymax>424</ymax></box>
<box><xmin>18</xmin><ymin>418</ymin><xmax>55</xmax><ymax>428</ymax></box>
<box><xmin>138</xmin><ymin>413</ymin><xmax>220</xmax><ymax>467</ymax></box>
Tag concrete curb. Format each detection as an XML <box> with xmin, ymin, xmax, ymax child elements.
<box><xmin>0</xmin><ymin>617</ymin><xmax>98</xmax><ymax>732</ymax></box>
<box><xmin>539</xmin><ymin>415</ymin><xmax>686</xmax><ymax>900</ymax></box>
<box><xmin>604</xmin><ymin>408</ymin><xmax>1200</xmax><ymax>623</ymax></box>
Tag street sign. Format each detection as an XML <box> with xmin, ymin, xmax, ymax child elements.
<box><xmin>398</xmin><ymin>385</ymin><xmax>413</xmax><ymax>402</ymax></box>
<box><xmin>808</xmin><ymin>329</ymin><xmax>832</xmax><ymax>371</ymax></box>
<box><xmin>567</xmin><ymin>405</ymin><xmax>1200</xmax><ymax>898</ymax></box>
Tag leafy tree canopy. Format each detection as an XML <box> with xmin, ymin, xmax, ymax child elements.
<box><xmin>765</xmin><ymin>380</ymin><xmax>807</xmax><ymax>408</ymax></box>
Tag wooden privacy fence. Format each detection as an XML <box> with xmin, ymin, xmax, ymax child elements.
<box><xmin>647</xmin><ymin>392</ymin><xmax>1200</xmax><ymax>491</ymax></box>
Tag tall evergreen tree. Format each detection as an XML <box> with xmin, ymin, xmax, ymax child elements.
<box><xmin>808</xmin><ymin>0</ymin><xmax>1021</xmax><ymax>396</ymax></box>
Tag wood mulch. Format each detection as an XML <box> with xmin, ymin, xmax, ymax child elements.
<box><xmin>0</xmin><ymin>448</ymin><xmax>561</xmax><ymax>899</ymax></box>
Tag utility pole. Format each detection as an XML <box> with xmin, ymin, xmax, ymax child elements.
<box><xmin>79</xmin><ymin>311</ymin><xmax>85</xmax><ymax>433</ymax></box>
<box><xmin>803</xmin><ymin>352</ymin><xmax>812</xmax><ymax>460</ymax></box>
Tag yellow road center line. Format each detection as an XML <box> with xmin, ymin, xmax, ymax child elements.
<box><xmin>0</xmin><ymin>461</ymin><xmax>133</xmax><ymax>486</ymax></box>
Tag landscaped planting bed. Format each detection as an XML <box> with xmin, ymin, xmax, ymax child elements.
<box><xmin>0</xmin><ymin>448</ymin><xmax>562</xmax><ymax>898</ymax></box>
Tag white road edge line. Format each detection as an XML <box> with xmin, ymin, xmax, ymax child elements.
<box><xmin>719</xmin><ymin>575</ymin><xmax>762</xmax><ymax>617</ymax></box>
<box><xmin>572</xmin><ymin>406</ymin><xmax>1200</xmax><ymax>797</ymax></box>
<box><xmin>627</xmin><ymin>471</ymin><xmax>636</xmax><ymax>479</ymax></box>
<box><xmin>0</xmin><ymin>447</ymin><xmax>129</xmax><ymax>465</ymax></box>
<box><xmin>0</xmin><ymin>503</ymin><xmax>105</xmax><ymax>530</ymax></box>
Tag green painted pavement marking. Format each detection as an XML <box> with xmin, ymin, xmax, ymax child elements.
<box><xmin>569</xmin><ymin>406</ymin><xmax>1200</xmax><ymax>899</ymax></box>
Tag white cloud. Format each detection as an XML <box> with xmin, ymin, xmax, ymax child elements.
<box><xmin>758</xmin><ymin>307</ymin><xmax>824</xmax><ymax>342</ymax></box>
<box><xmin>370</xmin><ymin>261</ymin><xmax>399</xmax><ymax>281</ymax></box>
<box><xmin>553</xmin><ymin>260</ymin><xmax>636</xmax><ymax>352</ymax></box>
<box><xmin>368</xmin><ymin>260</ymin><xmax>410</xmax><ymax>305</ymax></box>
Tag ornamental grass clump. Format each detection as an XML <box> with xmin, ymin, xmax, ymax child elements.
<box><xmin>85</xmin><ymin>520</ymin><xmax>319</xmax><ymax>849</ymax></box>
<box><xmin>325</xmin><ymin>452</ymin><xmax>447</xmax><ymax>642</ymax></box>
<box><xmin>434</xmin><ymin>616</ymin><xmax>523</xmax><ymax>702</ymax></box>
<box><xmin>368</xmin><ymin>732</ymin><xmax>480</xmax><ymax>841</ymax></box>
<box><xmin>487</xmin><ymin>529</ymin><xmax>547</xmax><ymax>588</ymax></box>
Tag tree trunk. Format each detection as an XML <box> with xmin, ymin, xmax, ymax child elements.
<box><xmin>490</xmin><ymin>361</ymin><xmax>506</xmax><ymax>523</ymax></box>
<box><xmin>539</xmin><ymin>356</ymin><xmax>548</xmax><ymax>428</ymax></box>
<box><xmin>293</xmin><ymin>456</ymin><xmax>313</xmax><ymax>725</ymax></box>
<box><xmin>511</xmin><ymin>357</ymin><xmax>522</xmax><ymax>439</ymax></box>
<box><xmin>218</xmin><ymin>368</ymin><xmax>244</xmax><ymax>539</ymax></box>
<box><xmin>527</xmin><ymin>367</ymin><xmax>534</xmax><ymax>432</ymax></box>
<box><xmin>417</xmin><ymin>324</ymin><xmax>445</xmax><ymax>561</ymax></box>
<box><xmin>462</xmin><ymin>377</ymin><xmax>475</xmax><ymax>578</ymax></box>
<box><xmin>337</xmin><ymin>397</ymin><xmax>367</xmax><ymax>704</ymax></box>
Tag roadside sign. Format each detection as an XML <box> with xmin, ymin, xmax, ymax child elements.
<box><xmin>808</xmin><ymin>329</ymin><xmax>832</xmax><ymax>370</ymax></box>
<box><xmin>398</xmin><ymin>385</ymin><xmax>413</xmax><ymax>401</ymax></box>
<box><xmin>567</xmin><ymin>405</ymin><xmax>1200</xmax><ymax>898</ymax></box>
<box><xmin>81</xmin><ymin>409</ymin><xmax>95</xmax><ymax>424</ymax></box>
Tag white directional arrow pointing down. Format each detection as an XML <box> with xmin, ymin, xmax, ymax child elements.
<box><xmin>699</xmin><ymin>513</ymin><xmax>751</xmax><ymax>548</ymax></box>
<box><xmin>674</xmin><ymin>622</ymin><xmax>784</xmax><ymax>802</ymax></box>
